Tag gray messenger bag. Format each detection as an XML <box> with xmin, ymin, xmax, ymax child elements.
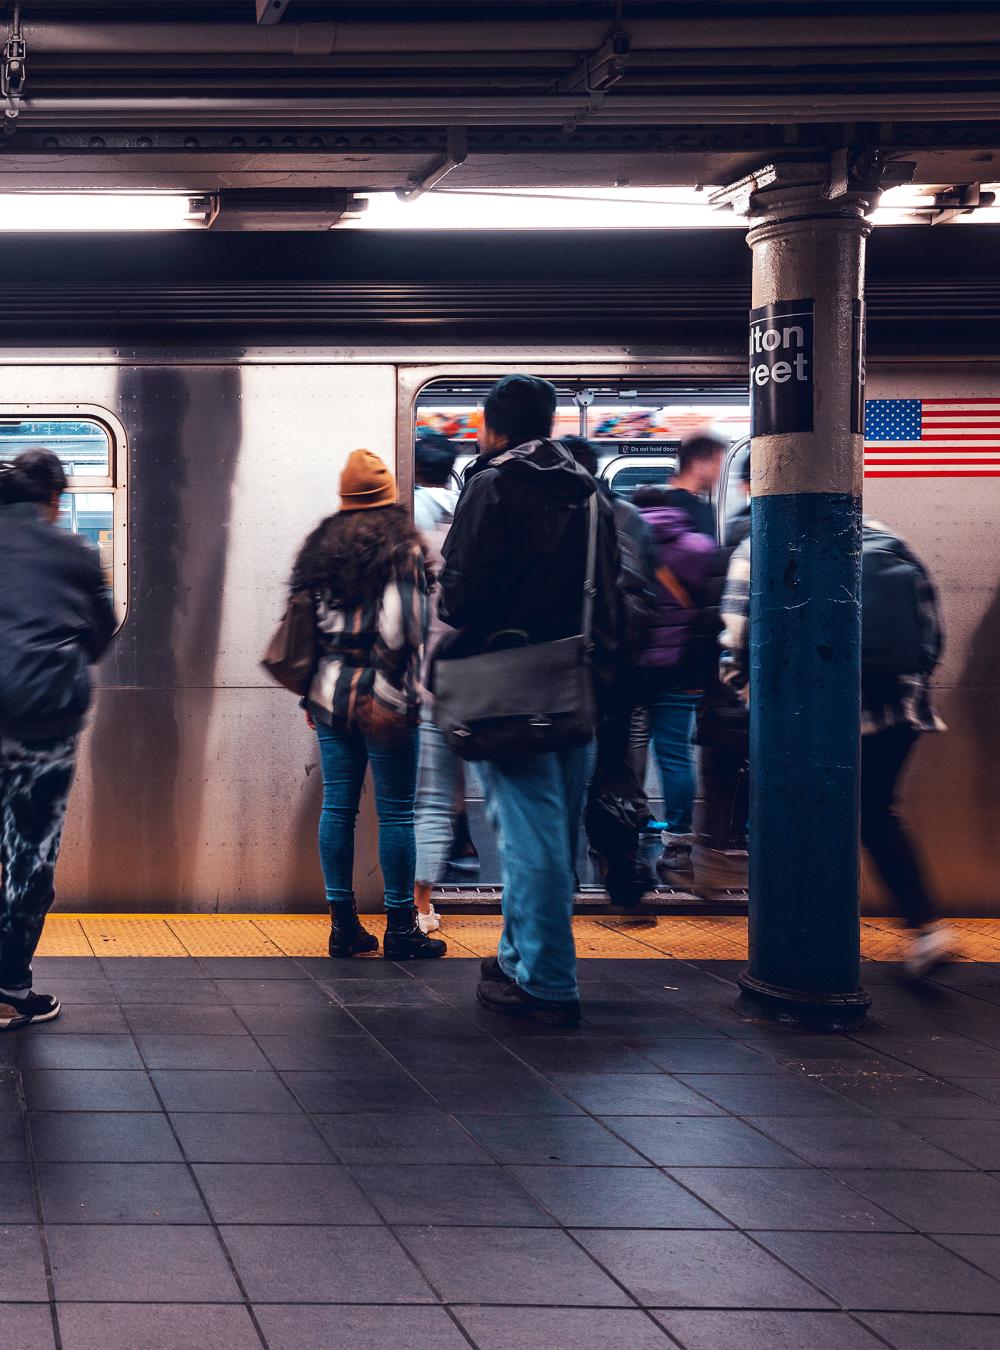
<box><xmin>432</xmin><ymin>493</ymin><xmax>599</xmax><ymax>762</ymax></box>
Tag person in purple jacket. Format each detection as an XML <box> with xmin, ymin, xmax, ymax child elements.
<box><xmin>632</xmin><ymin>434</ymin><xmax>727</xmax><ymax>882</ymax></box>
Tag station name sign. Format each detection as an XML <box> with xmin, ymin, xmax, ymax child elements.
<box><xmin>749</xmin><ymin>298</ymin><xmax>814</xmax><ymax>435</ymax></box>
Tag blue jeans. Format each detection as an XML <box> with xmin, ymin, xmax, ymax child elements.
<box><xmin>414</xmin><ymin>709</ymin><xmax>466</xmax><ymax>886</ymax></box>
<box><xmin>648</xmin><ymin>690</ymin><xmax>699</xmax><ymax>837</ymax></box>
<box><xmin>315</xmin><ymin>721</ymin><xmax>418</xmax><ymax>910</ymax></box>
<box><xmin>478</xmin><ymin>745</ymin><xmax>589</xmax><ymax>1004</ymax></box>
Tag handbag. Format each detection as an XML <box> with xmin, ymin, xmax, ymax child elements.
<box><xmin>261</xmin><ymin>589</ymin><xmax>318</xmax><ymax>696</ymax></box>
<box><xmin>432</xmin><ymin>493</ymin><xmax>599</xmax><ymax>762</ymax></box>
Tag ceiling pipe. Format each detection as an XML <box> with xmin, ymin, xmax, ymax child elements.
<box><xmin>21</xmin><ymin>14</ymin><xmax>1000</xmax><ymax>57</ymax></box>
<box><xmin>16</xmin><ymin>92</ymin><xmax>1000</xmax><ymax>129</ymax></box>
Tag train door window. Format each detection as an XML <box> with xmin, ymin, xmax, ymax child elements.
<box><xmin>0</xmin><ymin>412</ymin><xmax>126</xmax><ymax>622</ymax></box>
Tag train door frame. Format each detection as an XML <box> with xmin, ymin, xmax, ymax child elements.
<box><xmin>0</xmin><ymin>403</ymin><xmax>129</xmax><ymax>625</ymax></box>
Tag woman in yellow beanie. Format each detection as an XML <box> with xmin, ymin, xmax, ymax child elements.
<box><xmin>292</xmin><ymin>449</ymin><xmax>446</xmax><ymax>960</ymax></box>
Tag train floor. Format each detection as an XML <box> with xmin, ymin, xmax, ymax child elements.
<box><xmin>3</xmin><ymin>918</ymin><xmax>1000</xmax><ymax>1349</ymax></box>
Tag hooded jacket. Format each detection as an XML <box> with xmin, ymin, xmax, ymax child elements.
<box><xmin>635</xmin><ymin>503</ymin><xmax>725</xmax><ymax>687</ymax></box>
<box><xmin>437</xmin><ymin>439</ymin><xmax>619</xmax><ymax>686</ymax></box>
<box><xmin>0</xmin><ymin>502</ymin><xmax>116</xmax><ymax>741</ymax></box>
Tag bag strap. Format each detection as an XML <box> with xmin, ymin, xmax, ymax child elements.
<box><xmin>581</xmin><ymin>492</ymin><xmax>599</xmax><ymax>654</ymax></box>
<box><xmin>655</xmin><ymin>561</ymin><xmax>695</xmax><ymax>611</ymax></box>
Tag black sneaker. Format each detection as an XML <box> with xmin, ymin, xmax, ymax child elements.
<box><xmin>476</xmin><ymin>979</ymin><xmax>580</xmax><ymax>1028</ymax></box>
<box><xmin>480</xmin><ymin>955</ymin><xmax>514</xmax><ymax>984</ymax></box>
<box><xmin>0</xmin><ymin>991</ymin><xmax>61</xmax><ymax>1030</ymax></box>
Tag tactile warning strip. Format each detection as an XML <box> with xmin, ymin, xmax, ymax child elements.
<box><xmin>35</xmin><ymin>913</ymin><xmax>1000</xmax><ymax>961</ymax></box>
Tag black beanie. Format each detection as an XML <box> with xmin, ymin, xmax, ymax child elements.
<box><xmin>483</xmin><ymin>374</ymin><xmax>557</xmax><ymax>445</ymax></box>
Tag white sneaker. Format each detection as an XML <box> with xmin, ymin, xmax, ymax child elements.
<box><xmin>417</xmin><ymin>906</ymin><xmax>442</xmax><ymax>934</ymax></box>
<box><xmin>904</xmin><ymin>924</ymin><xmax>958</xmax><ymax>978</ymax></box>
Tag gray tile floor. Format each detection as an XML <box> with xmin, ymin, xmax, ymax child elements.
<box><xmin>3</xmin><ymin>953</ymin><xmax>1000</xmax><ymax>1348</ymax></box>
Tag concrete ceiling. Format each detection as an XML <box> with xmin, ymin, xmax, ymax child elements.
<box><xmin>1</xmin><ymin>2</ymin><xmax>998</xmax><ymax>200</ymax></box>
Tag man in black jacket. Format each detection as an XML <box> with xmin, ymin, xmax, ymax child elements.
<box><xmin>439</xmin><ymin>376</ymin><xmax>619</xmax><ymax>1026</ymax></box>
<box><xmin>0</xmin><ymin>450</ymin><xmax>115</xmax><ymax>1028</ymax></box>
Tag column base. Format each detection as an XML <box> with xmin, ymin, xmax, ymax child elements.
<box><xmin>736</xmin><ymin>970</ymin><xmax>871</xmax><ymax>1031</ymax></box>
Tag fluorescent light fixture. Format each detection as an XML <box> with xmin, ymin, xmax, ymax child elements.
<box><xmin>342</xmin><ymin>184</ymin><xmax>1000</xmax><ymax>231</ymax></box>
<box><xmin>0</xmin><ymin>192</ymin><xmax>216</xmax><ymax>231</ymax></box>
<box><xmin>339</xmin><ymin>187</ymin><xmax>743</xmax><ymax>231</ymax></box>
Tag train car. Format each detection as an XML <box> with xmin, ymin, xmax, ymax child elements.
<box><xmin>1</xmin><ymin>229</ymin><xmax>997</xmax><ymax>916</ymax></box>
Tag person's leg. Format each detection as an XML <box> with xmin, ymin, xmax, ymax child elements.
<box><xmin>414</xmin><ymin>711</ymin><xmax>461</xmax><ymax>924</ymax></box>
<box><xmin>369</xmin><ymin>730</ymin><xmax>446</xmax><ymax>959</ymax></box>
<box><xmin>316</xmin><ymin>721</ymin><xmax>367</xmax><ymax>906</ymax></box>
<box><xmin>478</xmin><ymin>752</ymin><xmax>579</xmax><ymax>1005</ymax></box>
<box><xmin>648</xmin><ymin>691</ymin><xmax>699</xmax><ymax>838</ymax></box>
<box><xmin>860</xmin><ymin>727</ymin><xmax>935</xmax><ymax>931</ymax></box>
<box><xmin>0</xmin><ymin>735</ymin><xmax>76</xmax><ymax>1006</ymax></box>
<box><xmin>366</xmin><ymin>730</ymin><xmax>420</xmax><ymax>911</ymax></box>
<box><xmin>315</xmin><ymin>721</ymin><xmax>378</xmax><ymax>957</ymax></box>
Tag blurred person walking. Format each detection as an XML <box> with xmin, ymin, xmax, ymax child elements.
<box><xmin>632</xmin><ymin>431</ymin><xmax>728</xmax><ymax>885</ymax></box>
<box><xmin>720</xmin><ymin>518</ymin><xmax>956</xmax><ymax>977</ymax></box>
<box><xmin>292</xmin><ymin>449</ymin><xmax>445</xmax><ymax>961</ymax></box>
<box><xmin>563</xmin><ymin>435</ymin><xmax>657</xmax><ymax>907</ymax></box>
<box><xmin>412</xmin><ymin>433</ymin><xmax>477</xmax><ymax>935</ymax></box>
<box><xmin>0</xmin><ymin>449</ymin><xmax>116</xmax><ymax>1028</ymax></box>
<box><xmin>436</xmin><ymin>376</ymin><xmax>619</xmax><ymax>1025</ymax></box>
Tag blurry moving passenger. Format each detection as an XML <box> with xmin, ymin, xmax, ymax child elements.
<box><xmin>632</xmin><ymin>430</ymin><xmax>728</xmax><ymax>885</ymax></box>
<box><xmin>437</xmin><ymin>376</ymin><xmax>619</xmax><ymax>1025</ymax></box>
<box><xmin>0</xmin><ymin>449</ymin><xmax>115</xmax><ymax>1028</ymax></box>
<box><xmin>658</xmin><ymin>429</ymin><xmax>725</xmax><ymax>540</ymax></box>
<box><xmin>726</xmin><ymin>452</ymin><xmax>752</xmax><ymax>549</ymax></box>
<box><xmin>683</xmin><ymin>451</ymin><xmax>752</xmax><ymax>898</ymax></box>
<box><xmin>294</xmin><ymin>449</ymin><xmax>445</xmax><ymax>961</ymax></box>
<box><xmin>563</xmin><ymin>436</ymin><xmax>657</xmax><ymax>906</ymax></box>
<box><xmin>720</xmin><ymin>519</ymin><xmax>956</xmax><ymax>977</ymax></box>
<box><xmin>412</xmin><ymin>433</ymin><xmax>477</xmax><ymax>935</ymax></box>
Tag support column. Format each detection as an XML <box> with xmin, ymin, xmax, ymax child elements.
<box><xmin>713</xmin><ymin>157</ymin><xmax>895</xmax><ymax>1028</ymax></box>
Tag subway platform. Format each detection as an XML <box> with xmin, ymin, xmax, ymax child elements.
<box><xmin>3</xmin><ymin>916</ymin><xmax>1000</xmax><ymax>1349</ymax></box>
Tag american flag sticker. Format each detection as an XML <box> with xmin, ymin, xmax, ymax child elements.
<box><xmin>864</xmin><ymin>398</ymin><xmax>1000</xmax><ymax>477</ymax></box>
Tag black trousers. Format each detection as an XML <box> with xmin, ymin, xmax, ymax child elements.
<box><xmin>860</xmin><ymin>726</ymin><xmax>934</xmax><ymax>931</ymax></box>
<box><xmin>695</xmin><ymin>743</ymin><xmax>749</xmax><ymax>852</ymax></box>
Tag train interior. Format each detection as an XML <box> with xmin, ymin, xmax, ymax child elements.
<box><xmin>414</xmin><ymin>379</ymin><xmax>752</xmax><ymax>903</ymax></box>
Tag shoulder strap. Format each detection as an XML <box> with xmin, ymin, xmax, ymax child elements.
<box><xmin>582</xmin><ymin>492</ymin><xmax>599</xmax><ymax>650</ymax></box>
<box><xmin>655</xmin><ymin>560</ymin><xmax>695</xmax><ymax>611</ymax></box>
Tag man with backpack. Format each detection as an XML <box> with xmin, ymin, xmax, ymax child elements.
<box><xmin>436</xmin><ymin>376</ymin><xmax>620</xmax><ymax>1026</ymax></box>
<box><xmin>720</xmin><ymin>519</ymin><xmax>956</xmax><ymax>977</ymax></box>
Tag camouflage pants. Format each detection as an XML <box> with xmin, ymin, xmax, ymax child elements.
<box><xmin>0</xmin><ymin>735</ymin><xmax>77</xmax><ymax>992</ymax></box>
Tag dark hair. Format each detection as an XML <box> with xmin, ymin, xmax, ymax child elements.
<box><xmin>0</xmin><ymin>447</ymin><xmax>67</xmax><ymax>506</ymax></box>
<box><xmin>631</xmin><ymin>485</ymin><xmax>671</xmax><ymax>508</ymax></box>
<box><xmin>739</xmin><ymin>453</ymin><xmax>752</xmax><ymax>485</ymax></box>
<box><xmin>677</xmin><ymin>431</ymin><xmax>728</xmax><ymax>474</ymax></box>
<box><xmin>415</xmin><ymin>433</ymin><xmax>457</xmax><ymax>486</ymax></box>
<box><xmin>292</xmin><ymin>504</ymin><xmax>429</xmax><ymax>607</ymax></box>
<box><xmin>484</xmin><ymin>373</ymin><xmax>556</xmax><ymax>448</ymax></box>
<box><xmin>561</xmin><ymin>435</ymin><xmax>598</xmax><ymax>477</ymax></box>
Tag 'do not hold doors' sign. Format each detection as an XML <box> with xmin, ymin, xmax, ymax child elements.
<box><xmin>749</xmin><ymin>298</ymin><xmax>815</xmax><ymax>435</ymax></box>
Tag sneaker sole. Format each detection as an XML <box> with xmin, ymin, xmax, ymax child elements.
<box><xmin>0</xmin><ymin>1000</ymin><xmax>61</xmax><ymax>1031</ymax></box>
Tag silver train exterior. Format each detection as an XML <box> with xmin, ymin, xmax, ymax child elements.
<box><xmin>1</xmin><ymin>351</ymin><xmax>996</xmax><ymax>916</ymax></box>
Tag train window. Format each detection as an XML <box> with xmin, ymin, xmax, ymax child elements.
<box><xmin>0</xmin><ymin>410</ymin><xmax>126</xmax><ymax>621</ymax></box>
<box><xmin>0</xmin><ymin>417</ymin><xmax>110</xmax><ymax>478</ymax></box>
<box><xmin>603</xmin><ymin>456</ymin><xmax>678</xmax><ymax>500</ymax></box>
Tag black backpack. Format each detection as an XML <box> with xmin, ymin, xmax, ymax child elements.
<box><xmin>861</xmin><ymin>529</ymin><xmax>926</xmax><ymax>679</ymax></box>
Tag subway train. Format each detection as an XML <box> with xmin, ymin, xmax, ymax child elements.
<box><xmin>1</xmin><ymin>229</ymin><xmax>997</xmax><ymax>916</ymax></box>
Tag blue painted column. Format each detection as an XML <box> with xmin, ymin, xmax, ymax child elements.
<box><xmin>719</xmin><ymin>163</ymin><xmax>880</xmax><ymax>1027</ymax></box>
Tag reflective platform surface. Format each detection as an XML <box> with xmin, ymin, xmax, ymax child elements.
<box><xmin>4</xmin><ymin>924</ymin><xmax>1000</xmax><ymax>1348</ymax></box>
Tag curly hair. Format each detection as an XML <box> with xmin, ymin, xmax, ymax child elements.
<box><xmin>291</xmin><ymin>504</ymin><xmax>431</xmax><ymax>606</ymax></box>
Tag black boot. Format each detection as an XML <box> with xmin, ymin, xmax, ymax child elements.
<box><xmin>383</xmin><ymin>904</ymin><xmax>447</xmax><ymax>960</ymax></box>
<box><xmin>329</xmin><ymin>902</ymin><xmax>379</xmax><ymax>959</ymax></box>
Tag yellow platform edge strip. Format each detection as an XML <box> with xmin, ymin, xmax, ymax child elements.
<box><xmin>34</xmin><ymin>913</ymin><xmax>1000</xmax><ymax>962</ymax></box>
